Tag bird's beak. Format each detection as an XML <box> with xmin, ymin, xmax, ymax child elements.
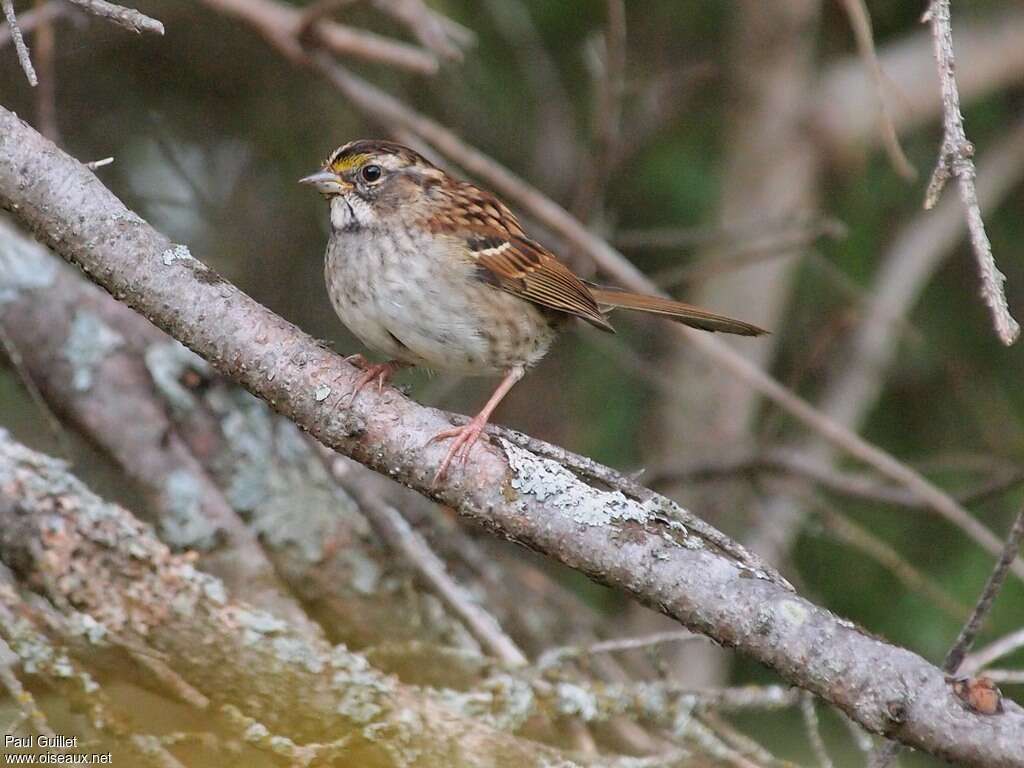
<box><xmin>299</xmin><ymin>170</ymin><xmax>352</xmax><ymax>195</ymax></box>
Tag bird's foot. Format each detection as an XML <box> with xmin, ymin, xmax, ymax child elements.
<box><xmin>428</xmin><ymin>414</ymin><xmax>490</xmax><ymax>486</ymax></box>
<box><xmin>336</xmin><ymin>356</ymin><xmax>406</xmax><ymax>409</ymax></box>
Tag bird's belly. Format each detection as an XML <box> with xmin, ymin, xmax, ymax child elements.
<box><xmin>325</xmin><ymin>233</ymin><xmax>556</xmax><ymax>375</ymax></box>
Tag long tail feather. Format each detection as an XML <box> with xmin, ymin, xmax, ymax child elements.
<box><xmin>589</xmin><ymin>287</ymin><xmax>768</xmax><ymax>336</ymax></box>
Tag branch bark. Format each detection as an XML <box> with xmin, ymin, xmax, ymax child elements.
<box><xmin>0</xmin><ymin>433</ymin><xmax>593</xmax><ymax>766</ymax></box>
<box><xmin>1</xmin><ymin>105</ymin><xmax>1023</xmax><ymax>767</ymax></box>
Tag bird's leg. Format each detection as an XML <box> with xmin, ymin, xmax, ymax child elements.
<box><xmin>337</xmin><ymin>355</ymin><xmax>409</xmax><ymax>408</ymax></box>
<box><xmin>428</xmin><ymin>366</ymin><xmax>524</xmax><ymax>485</ymax></box>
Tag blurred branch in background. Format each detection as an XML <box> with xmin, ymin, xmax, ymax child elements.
<box><xmin>1</xmin><ymin>0</ymin><xmax>37</xmax><ymax>85</ymax></box>
<box><xmin>837</xmin><ymin>0</ymin><xmax>916</xmax><ymax>180</ymax></box>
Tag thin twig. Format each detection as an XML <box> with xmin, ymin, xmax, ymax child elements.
<box><xmin>944</xmin><ymin>506</ymin><xmax>1024</xmax><ymax>673</ymax></box>
<box><xmin>0</xmin><ymin>320</ymin><xmax>71</xmax><ymax>460</ymax></box>
<box><xmin>963</xmin><ymin>628</ymin><xmax>1024</xmax><ymax>674</ymax></box>
<box><xmin>700</xmin><ymin>713</ymin><xmax>796</xmax><ymax>768</ymax></box>
<box><xmin>370</xmin><ymin>0</ymin><xmax>470</xmax><ymax>61</ymax></box>
<box><xmin>838</xmin><ymin>0</ymin><xmax>915</xmax><ymax>179</ymax></box>
<box><xmin>870</xmin><ymin>504</ymin><xmax>1024</xmax><ymax>767</ymax></box>
<box><xmin>801</xmin><ymin>693</ymin><xmax>834</xmax><ymax>768</ymax></box>
<box><xmin>317</xmin><ymin>446</ymin><xmax>528</xmax><ymax>666</ymax></box>
<box><xmin>0</xmin><ymin>0</ymin><xmax>63</xmax><ymax>49</ymax></box>
<box><xmin>538</xmin><ymin>630</ymin><xmax>704</xmax><ymax>668</ymax></box>
<box><xmin>2</xmin><ymin>0</ymin><xmax>37</xmax><ymax>85</ymax></box>
<box><xmin>923</xmin><ymin>0</ymin><xmax>1019</xmax><ymax>345</ymax></box>
<box><xmin>64</xmin><ymin>0</ymin><xmax>163</xmax><ymax>35</ymax></box>
<box><xmin>979</xmin><ymin>670</ymin><xmax>1024</xmax><ymax>685</ymax></box>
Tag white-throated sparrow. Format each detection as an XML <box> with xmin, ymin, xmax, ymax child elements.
<box><xmin>301</xmin><ymin>140</ymin><xmax>766</xmax><ymax>482</ymax></box>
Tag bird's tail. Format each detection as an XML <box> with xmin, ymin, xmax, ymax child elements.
<box><xmin>589</xmin><ymin>287</ymin><xmax>768</xmax><ymax>336</ymax></box>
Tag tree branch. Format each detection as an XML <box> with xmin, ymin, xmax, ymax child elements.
<box><xmin>923</xmin><ymin>0</ymin><xmax>1019</xmax><ymax>345</ymax></box>
<box><xmin>1</xmin><ymin>106</ymin><xmax>1023</xmax><ymax>767</ymax></box>
<box><xmin>63</xmin><ymin>0</ymin><xmax>163</xmax><ymax>35</ymax></box>
<box><xmin>0</xmin><ymin>434</ymin><xmax>595</xmax><ymax>766</ymax></box>
<box><xmin>1</xmin><ymin>0</ymin><xmax>37</xmax><ymax>85</ymax></box>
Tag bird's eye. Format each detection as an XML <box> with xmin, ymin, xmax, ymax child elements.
<box><xmin>361</xmin><ymin>164</ymin><xmax>382</xmax><ymax>182</ymax></box>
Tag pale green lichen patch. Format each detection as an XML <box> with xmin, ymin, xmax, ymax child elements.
<box><xmin>329</xmin><ymin>646</ymin><xmax>395</xmax><ymax>724</ymax></box>
<box><xmin>436</xmin><ymin>673</ymin><xmax>535</xmax><ymax>731</ymax></box>
<box><xmin>62</xmin><ymin>310</ymin><xmax>124</xmax><ymax>391</ymax></box>
<box><xmin>0</xmin><ymin>216</ymin><xmax>58</xmax><ymax>305</ymax></box>
<box><xmin>554</xmin><ymin>681</ymin><xmax>598</xmax><ymax>720</ymax></box>
<box><xmin>233</xmin><ymin>607</ymin><xmax>289</xmax><ymax>646</ymax></box>
<box><xmin>161</xmin><ymin>468</ymin><xmax>220</xmax><ymax>550</ymax></box>
<box><xmin>212</xmin><ymin>389</ymin><xmax>365</xmax><ymax>563</ymax></box>
<box><xmin>271</xmin><ymin>636</ymin><xmax>326</xmax><ymax>674</ymax></box>
<box><xmin>160</xmin><ymin>243</ymin><xmax>195</xmax><ymax>266</ymax></box>
<box><xmin>500</xmin><ymin>439</ymin><xmax>654</xmax><ymax>527</ymax></box>
<box><xmin>66</xmin><ymin>612</ymin><xmax>108</xmax><ymax>645</ymax></box>
<box><xmin>144</xmin><ymin>340</ymin><xmax>210</xmax><ymax>411</ymax></box>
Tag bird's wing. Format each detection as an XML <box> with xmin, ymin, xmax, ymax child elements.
<box><xmin>430</xmin><ymin>184</ymin><xmax>613</xmax><ymax>331</ymax></box>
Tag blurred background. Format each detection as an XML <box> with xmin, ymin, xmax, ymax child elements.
<box><xmin>2</xmin><ymin>1</ymin><xmax>1023</xmax><ymax>765</ymax></box>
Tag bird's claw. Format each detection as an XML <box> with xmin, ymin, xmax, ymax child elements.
<box><xmin>429</xmin><ymin>419</ymin><xmax>488</xmax><ymax>486</ymax></box>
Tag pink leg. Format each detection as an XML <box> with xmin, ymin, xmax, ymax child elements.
<box><xmin>428</xmin><ymin>367</ymin><xmax>524</xmax><ymax>485</ymax></box>
<box><xmin>337</xmin><ymin>355</ymin><xmax>409</xmax><ymax>408</ymax></box>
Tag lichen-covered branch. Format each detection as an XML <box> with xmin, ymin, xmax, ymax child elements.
<box><xmin>0</xmin><ymin>218</ymin><xmax>321</xmax><ymax>637</ymax></box>
<box><xmin>0</xmin><ymin>433</ymin><xmax>597</xmax><ymax>766</ymax></box>
<box><xmin>1</xmin><ymin>107</ymin><xmax>1022</xmax><ymax>766</ymax></box>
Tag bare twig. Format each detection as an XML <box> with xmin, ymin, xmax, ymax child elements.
<box><xmin>964</xmin><ymin>628</ymin><xmax>1024</xmax><ymax>675</ymax></box>
<box><xmin>923</xmin><ymin>0</ymin><xmax>1019</xmax><ymax>345</ymax></box>
<box><xmin>64</xmin><ymin>0</ymin><xmax>163</xmax><ymax>35</ymax></box>
<box><xmin>0</xmin><ymin>319</ymin><xmax>71</xmax><ymax>459</ymax></box>
<box><xmin>979</xmin><ymin>670</ymin><xmax>1024</xmax><ymax>685</ymax></box>
<box><xmin>1</xmin><ymin>0</ymin><xmax>37</xmax><ymax>85</ymax></box>
<box><xmin>318</xmin><ymin>447</ymin><xmax>528</xmax><ymax>666</ymax></box>
<box><xmin>870</xmin><ymin>504</ymin><xmax>1024</xmax><ymax>767</ymax></box>
<box><xmin>85</xmin><ymin>156</ymin><xmax>114</xmax><ymax>170</ymax></box>
<box><xmin>616</xmin><ymin>214</ymin><xmax>845</xmax><ymax>252</ymax></box>
<box><xmin>944</xmin><ymin>506</ymin><xmax>1024</xmax><ymax>674</ymax></box>
<box><xmin>838</xmin><ymin>0</ymin><xmax>915</xmax><ymax>179</ymax></box>
<box><xmin>0</xmin><ymin>0</ymin><xmax>63</xmax><ymax>48</ymax></box>
<box><xmin>801</xmin><ymin>693</ymin><xmax>834</xmax><ymax>768</ymax></box>
<box><xmin>371</xmin><ymin>0</ymin><xmax>470</xmax><ymax>61</ymax></box>
<box><xmin>699</xmin><ymin>713</ymin><xmax>792</xmax><ymax>768</ymax></box>
<box><xmin>207</xmin><ymin>0</ymin><xmax>440</xmax><ymax>75</ymax></box>
<box><xmin>296</xmin><ymin>0</ymin><xmax>357</xmax><ymax>43</ymax></box>
<box><xmin>538</xmin><ymin>630</ymin><xmax>704</xmax><ymax>668</ymax></box>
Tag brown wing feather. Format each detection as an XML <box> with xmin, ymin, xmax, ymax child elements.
<box><xmin>429</xmin><ymin>183</ymin><xmax>614</xmax><ymax>331</ymax></box>
<box><xmin>589</xmin><ymin>287</ymin><xmax>767</xmax><ymax>336</ymax></box>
